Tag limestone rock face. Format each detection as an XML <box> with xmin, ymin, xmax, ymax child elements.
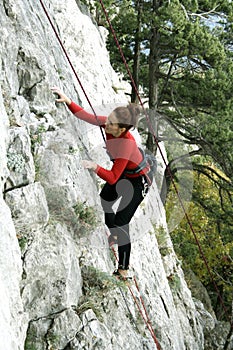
<box><xmin>21</xmin><ymin>223</ymin><xmax>82</xmax><ymax>320</ymax></box>
<box><xmin>6</xmin><ymin>127</ymin><xmax>35</xmax><ymax>189</ymax></box>
<box><xmin>0</xmin><ymin>198</ymin><xmax>28</xmax><ymax>350</ymax></box>
<box><xmin>0</xmin><ymin>0</ymin><xmax>232</xmax><ymax>350</ymax></box>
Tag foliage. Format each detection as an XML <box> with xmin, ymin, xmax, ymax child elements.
<box><xmin>73</xmin><ymin>201</ymin><xmax>98</xmax><ymax>228</ymax></box>
<box><xmin>167</xmin><ymin>273</ymin><xmax>182</xmax><ymax>292</ymax></box>
<box><xmin>46</xmin><ymin>332</ymin><xmax>61</xmax><ymax>349</ymax></box>
<box><xmin>76</xmin><ymin>265</ymin><xmax>126</xmax><ymax>322</ymax></box>
<box><xmin>155</xmin><ymin>225</ymin><xmax>173</xmax><ymax>257</ymax></box>
<box><xmin>167</xmin><ymin>166</ymin><xmax>233</xmax><ymax>320</ymax></box>
<box><xmin>47</xmin><ymin>194</ymin><xmax>98</xmax><ymax>236</ymax></box>
<box><xmin>83</xmin><ymin>0</ymin><xmax>233</xmax><ymax>323</ymax></box>
<box><xmin>24</xmin><ymin>326</ymin><xmax>38</xmax><ymax>350</ymax></box>
<box><xmin>30</xmin><ymin>124</ymin><xmax>47</xmax><ymax>155</ymax></box>
<box><xmin>34</xmin><ymin>154</ymin><xmax>42</xmax><ymax>182</ymax></box>
<box><xmin>17</xmin><ymin>234</ymin><xmax>28</xmax><ymax>252</ymax></box>
<box><xmin>81</xmin><ymin>265</ymin><xmax>126</xmax><ymax>295</ymax></box>
<box><xmin>86</xmin><ymin>0</ymin><xmax>233</xmax><ymax>181</ymax></box>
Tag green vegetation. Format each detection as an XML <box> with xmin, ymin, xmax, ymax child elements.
<box><xmin>56</xmin><ymin>67</ymin><xmax>65</xmax><ymax>80</ymax></box>
<box><xmin>30</xmin><ymin>124</ymin><xmax>47</xmax><ymax>155</ymax></box>
<box><xmin>17</xmin><ymin>234</ymin><xmax>28</xmax><ymax>252</ymax></box>
<box><xmin>30</xmin><ymin>124</ymin><xmax>47</xmax><ymax>181</ymax></box>
<box><xmin>73</xmin><ymin>201</ymin><xmax>98</xmax><ymax>229</ymax></box>
<box><xmin>167</xmin><ymin>273</ymin><xmax>181</xmax><ymax>293</ymax></box>
<box><xmin>48</xmin><ymin>197</ymin><xmax>98</xmax><ymax>234</ymax></box>
<box><xmin>24</xmin><ymin>326</ymin><xmax>38</xmax><ymax>350</ymax></box>
<box><xmin>76</xmin><ymin>265</ymin><xmax>126</xmax><ymax>322</ymax></box>
<box><xmin>46</xmin><ymin>333</ymin><xmax>61</xmax><ymax>349</ymax></box>
<box><xmin>76</xmin><ymin>299</ymin><xmax>103</xmax><ymax>320</ymax></box>
<box><xmin>81</xmin><ymin>265</ymin><xmax>126</xmax><ymax>294</ymax></box>
<box><xmin>167</xmin><ymin>167</ymin><xmax>233</xmax><ymax>320</ymax></box>
<box><xmin>34</xmin><ymin>154</ymin><xmax>42</xmax><ymax>182</ymax></box>
<box><xmin>155</xmin><ymin>226</ymin><xmax>172</xmax><ymax>257</ymax></box>
<box><xmin>82</xmin><ymin>0</ymin><xmax>233</xmax><ymax>327</ymax></box>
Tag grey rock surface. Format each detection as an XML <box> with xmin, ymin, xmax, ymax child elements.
<box><xmin>0</xmin><ymin>0</ymin><xmax>232</xmax><ymax>349</ymax></box>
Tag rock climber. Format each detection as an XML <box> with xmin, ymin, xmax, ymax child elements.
<box><xmin>52</xmin><ymin>86</ymin><xmax>152</xmax><ymax>280</ymax></box>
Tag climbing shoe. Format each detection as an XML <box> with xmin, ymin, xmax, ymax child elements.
<box><xmin>113</xmin><ymin>269</ymin><xmax>133</xmax><ymax>282</ymax></box>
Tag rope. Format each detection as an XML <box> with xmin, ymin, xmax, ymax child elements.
<box><xmin>98</xmin><ymin>0</ymin><xmax>233</xmax><ymax>329</ymax></box>
<box><xmin>127</xmin><ymin>285</ymin><xmax>161</xmax><ymax>349</ymax></box>
<box><xmin>38</xmin><ymin>0</ymin><xmax>232</xmax><ymax>331</ymax></box>
<box><xmin>110</xmin><ymin>243</ymin><xmax>161</xmax><ymax>349</ymax></box>
<box><xmin>39</xmin><ymin>1</ymin><xmax>161</xmax><ymax>346</ymax></box>
<box><xmin>117</xmin><ymin>285</ymin><xmax>141</xmax><ymax>333</ymax></box>
<box><xmin>38</xmin><ymin>0</ymin><xmax>106</xmax><ymax>144</ymax></box>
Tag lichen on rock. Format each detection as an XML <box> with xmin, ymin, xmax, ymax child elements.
<box><xmin>0</xmin><ymin>0</ymin><xmax>232</xmax><ymax>349</ymax></box>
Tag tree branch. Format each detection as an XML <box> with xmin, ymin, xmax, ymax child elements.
<box><xmin>192</xmin><ymin>163</ymin><xmax>232</xmax><ymax>188</ymax></box>
<box><xmin>180</xmin><ymin>3</ymin><xmax>221</xmax><ymax>20</ymax></box>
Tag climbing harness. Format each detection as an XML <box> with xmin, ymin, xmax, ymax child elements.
<box><xmin>124</xmin><ymin>148</ymin><xmax>157</xmax><ymax>177</ymax></box>
<box><xmin>98</xmin><ymin>0</ymin><xmax>233</xmax><ymax>332</ymax></box>
<box><xmin>38</xmin><ymin>1</ymin><xmax>162</xmax><ymax>347</ymax></box>
<box><xmin>123</xmin><ymin>147</ymin><xmax>157</xmax><ymax>187</ymax></box>
<box><xmin>38</xmin><ymin>0</ymin><xmax>232</xmax><ymax>340</ymax></box>
<box><xmin>141</xmin><ymin>175</ymin><xmax>149</xmax><ymax>198</ymax></box>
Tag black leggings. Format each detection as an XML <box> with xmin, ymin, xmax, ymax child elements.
<box><xmin>100</xmin><ymin>176</ymin><xmax>149</xmax><ymax>269</ymax></box>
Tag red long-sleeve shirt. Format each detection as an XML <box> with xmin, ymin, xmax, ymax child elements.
<box><xmin>69</xmin><ymin>101</ymin><xmax>149</xmax><ymax>184</ymax></box>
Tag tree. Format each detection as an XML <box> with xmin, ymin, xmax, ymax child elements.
<box><xmin>99</xmin><ymin>0</ymin><xmax>233</xmax><ymax>176</ymax></box>
<box><xmin>167</xmin><ymin>164</ymin><xmax>233</xmax><ymax>322</ymax></box>
<box><xmin>84</xmin><ymin>0</ymin><xmax>233</xmax><ymax>325</ymax></box>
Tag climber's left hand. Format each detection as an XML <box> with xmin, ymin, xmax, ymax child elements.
<box><xmin>82</xmin><ymin>160</ymin><xmax>97</xmax><ymax>171</ymax></box>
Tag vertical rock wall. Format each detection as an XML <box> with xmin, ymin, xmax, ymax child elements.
<box><xmin>0</xmin><ymin>0</ymin><xmax>230</xmax><ymax>349</ymax></box>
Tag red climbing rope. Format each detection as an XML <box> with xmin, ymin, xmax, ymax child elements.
<box><xmin>38</xmin><ymin>0</ymin><xmax>232</xmax><ymax>335</ymax></box>
<box><xmin>98</xmin><ymin>0</ymin><xmax>233</xmax><ymax>330</ymax></box>
<box><xmin>38</xmin><ymin>0</ymin><xmax>106</xmax><ymax>144</ymax></box>
<box><xmin>110</xmin><ymin>244</ymin><xmax>161</xmax><ymax>349</ymax></box>
<box><xmin>38</xmin><ymin>1</ymin><xmax>162</xmax><ymax>347</ymax></box>
<box><xmin>128</xmin><ymin>285</ymin><xmax>161</xmax><ymax>349</ymax></box>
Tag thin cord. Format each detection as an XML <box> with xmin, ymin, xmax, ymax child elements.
<box><xmin>110</xmin><ymin>243</ymin><xmax>161</xmax><ymax>349</ymax></box>
<box><xmin>39</xmin><ymin>0</ymin><xmax>232</xmax><ymax>329</ymax></box>
<box><xmin>39</xmin><ymin>0</ymin><xmax>106</xmax><ymax>144</ymax></box>
<box><xmin>98</xmin><ymin>0</ymin><xmax>232</xmax><ymax>327</ymax></box>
